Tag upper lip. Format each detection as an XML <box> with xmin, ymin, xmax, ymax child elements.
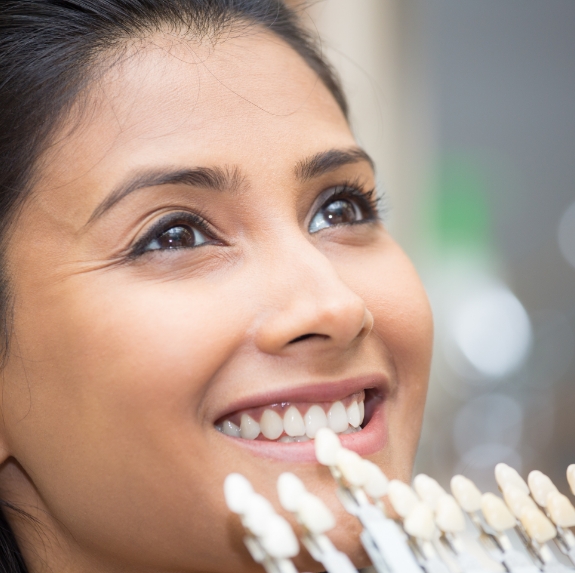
<box><xmin>212</xmin><ymin>373</ymin><xmax>389</xmax><ymax>423</ymax></box>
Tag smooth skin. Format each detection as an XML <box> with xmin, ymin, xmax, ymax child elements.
<box><xmin>0</xmin><ymin>29</ymin><xmax>432</xmax><ymax>573</ymax></box>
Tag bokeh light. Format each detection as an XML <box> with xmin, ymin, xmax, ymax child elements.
<box><xmin>558</xmin><ymin>201</ymin><xmax>575</xmax><ymax>269</ymax></box>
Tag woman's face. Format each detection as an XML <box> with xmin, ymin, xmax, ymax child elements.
<box><xmin>0</xmin><ymin>30</ymin><xmax>432</xmax><ymax>573</ymax></box>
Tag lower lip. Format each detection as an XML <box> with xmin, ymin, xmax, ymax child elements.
<box><xmin>222</xmin><ymin>401</ymin><xmax>387</xmax><ymax>462</ymax></box>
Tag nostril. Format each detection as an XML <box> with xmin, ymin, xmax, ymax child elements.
<box><xmin>288</xmin><ymin>333</ymin><xmax>327</xmax><ymax>344</ymax></box>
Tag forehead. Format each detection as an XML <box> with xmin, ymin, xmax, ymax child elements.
<box><xmin>35</xmin><ymin>29</ymin><xmax>353</xmax><ymax>218</ymax></box>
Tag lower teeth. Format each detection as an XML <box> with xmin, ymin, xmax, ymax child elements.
<box><xmin>275</xmin><ymin>426</ymin><xmax>361</xmax><ymax>443</ymax></box>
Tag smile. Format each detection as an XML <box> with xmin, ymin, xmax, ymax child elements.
<box><xmin>214</xmin><ymin>376</ymin><xmax>388</xmax><ymax>461</ymax></box>
<box><xmin>215</xmin><ymin>391</ymin><xmax>366</xmax><ymax>442</ymax></box>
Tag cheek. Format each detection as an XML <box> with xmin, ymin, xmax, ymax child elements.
<box><xmin>334</xmin><ymin>238</ymin><xmax>433</xmax><ymax>475</ymax></box>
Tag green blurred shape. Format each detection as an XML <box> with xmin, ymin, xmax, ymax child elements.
<box><xmin>432</xmin><ymin>156</ymin><xmax>491</xmax><ymax>250</ymax></box>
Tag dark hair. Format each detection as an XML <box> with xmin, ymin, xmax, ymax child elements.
<box><xmin>0</xmin><ymin>0</ymin><xmax>347</xmax><ymax>570</ymax></box>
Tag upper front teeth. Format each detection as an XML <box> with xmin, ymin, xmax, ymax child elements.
<box><xmin>219</xmin><ymin>399</ymin><xmax>365</xmax><ymax>441</ymax></box>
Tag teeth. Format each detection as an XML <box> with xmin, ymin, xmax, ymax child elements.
<box><xmin>413</xmin><ymin>474</ymin><xmax>447</xmax><ymax>511</ymax></box>
<box><xmin>547</xmin><ymin>491</ymin><xmax>575</xmax><ymax>528</ymax></box>
<box><xmin>219</xmin><ymin>398</ymin><xmax>366</xmax><ymax>442</ymax></box>
<box><xmin>528</xmin><ymin>470</ymin><xmax>558</xmax><ymax>508</ymax></box>
<box><xmin>305</xmin><ymin>405</ymin><xmax>328</xmax><ymax>438</ymax></box>
<box><xmin>244</xmin><ymin>493</ymin><xmax>276</xmax><ymax>536</ymax></box>
<box><xmin>260</xmin><ymin>409</ymin><xmax>283</xmax><ymax>440</ymax></box>
<box><xmin>279</xmin><ymin>435</ymin><xmax>310</xmax><ymax>443</ymax></box>
<box><xmin>435</xmin><ymin>494</ymin><xmax>466</xmax><ymax>533</ymax></box>
<box><xmin>260</xmin><ymin>514</ymin><xmax>300</xmax><ymax>559</ymax></box>
<box><xmin>481</xmin><ymin>493</ymin><xmax>516</xmax><ymax>532</ymax></box>
<box><xmin>224</xmin><ymin>473</ymin><xmax>254</xmax><ymax>514</ymax></box>
<box><xmin>495</xmin><ymin>463</ymin><xmax>529</xmax><ymax>494</ymax></box>
<box><xmin>450</xmin><ymin>475</ymin><xmax>482</xmax><ymax>513</ymax></box>
<box><xmin>222</xmin><ymin>420</ymin><xmax>241</xmax><ymax>437</ymax></box>
<box><xmin>277</xmin><ymin>472</ymin><xmax>306</xmax><ymax>512</ymax></box>
<box><xmin>347</xmin><ymin>401</ymin><xmax>361</xmax><ymax>428</ymax></box>
<box><xmin>502</xmin><ymin>485</ymin><xmax>537</xmax><ymax>519</ymax></box>
<box><xmin>567</xmin><ymin>465</ymin><xmax>575</xmax><ymax>495</ymax></box>
<box><xmin>327</xmin><ymin>401</ymin><xmax>349</xmax><ymax>433</ymax></box>
<box><xmin>520</xmin><ymin>506</ymin><xmax>556</xmax><ymax>544</ymax></box>
<box><xmin>362</xmin><ymin>460</ymin><xmax>389</xmax><ymax>499</ymax></box>
<box><xmin>403</xmin><ymin>501</ymin><xmax>436</xmax><ymax>540</ymax></box>
<box><xmin>283</xmin><ymin>406</ymin><xmax>306</xmax><ymax>437</ymax></box>
<box><xmin>387</xmin><ymin>479</ymin><xmax>420</xmax><ymax>519</ymax></box>
<box><xmin>315</xmin><ymin>427</ymin><xmax>342</xmax><ymax>466</ymax></box>
<box><xmin>240</xmin><ymin>414</ymin><xmax>260</xmax><ymax>440</ymax></box>
<box><xmin>335</xmin><ymin>448</ymin><xmax>368</xmax><ymax>486</ymax></box>
<box><xmin>296</xmin><ymin>491</ymin><xmax>336</xmax><ymax>534</ymax></box>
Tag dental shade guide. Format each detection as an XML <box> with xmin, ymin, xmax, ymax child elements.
<box><xmin>526</xmin><ymin>471</ymin><xmax>575</xmax><ymax>569</ymax></box>
<box><xmin>314</xmin><ymin>428</ymin><xmax>422</xmax><ymax>573</ymax></box>
<box><xmin>450</xmin><ymin>476</ymin><xmax>540</xmax><ymax>573</ymax></box>
<box><xmin>387</xmin><ymin>480</ymin><xmax>450</xmax><ymax>573</ymax></box>
<box><xmin>496</xmin><ymin>466</ymin><xmax>571</xmax><ymax>573</ymax></box>
<box><xmin>224</xmin><ymin>474</ymin><xmax>300</xmax><ymax>573</ymax></box>
<box><xmin>277</xmin><ymin>472</ymin><xmax>358</xmax><ymax>573</ymax></box>
<box><xmin>224</xmin><ymin>444</ymin><xmax>575</xmax><ymax>573</ymax></box>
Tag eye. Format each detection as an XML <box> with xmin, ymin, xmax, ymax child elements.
<box><xmin>144</xmin><ymin>225</ymin><xmax>209</xmax><ymax>252</ymax></box>
<box><xmin>130</xmin><ymin>212</ymin><xmax>218</xmax><ymax>258</ymax></box>
<box><xmin>309</xmin><ymin>186</ymin><xmax>378</xmax><ymax>234</ymax></box>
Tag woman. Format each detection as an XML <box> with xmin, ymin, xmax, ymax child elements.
<box><xmin>0</xmin><ymin>1</ymin><xmax>433</xmax><ymax>571</ymax></box>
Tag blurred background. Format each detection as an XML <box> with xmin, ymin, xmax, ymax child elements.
<box><xmin>303</xmin><ymin>0</ymin><xmax>575</xmax><ymax>493</ymax></box>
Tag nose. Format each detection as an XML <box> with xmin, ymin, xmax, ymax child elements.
<box><xmin>254</xmin><ymin>239</ymin><xmax>374</xmax><ymax>355</ymax></box>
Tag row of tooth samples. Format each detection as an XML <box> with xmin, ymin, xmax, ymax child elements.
<box><xmin>224</xmin><ymin>428</ymin><xmax>575</xmax><ymax>573</ymax></box>
<box><xmin>313</xmin><ymin>428</ymin><xmax>575</xmax><ymax>572</ymax></box>
<box><xmin>224</xmin><ymin>473</ymin><xmax>300</xmax><ymax>564</ymax></box>
<box><xmin>220</xmin><ymin>399</ymin><xmax>365</xmax><ymax>441</ymax></box>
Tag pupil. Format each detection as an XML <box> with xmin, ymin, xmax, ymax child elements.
<box><xmin>158</xmin><ymin>226</ymin><xmax>194</xmax><ymax>249</ymax></box>
<box><xmin>324</xmin><ymin>200</ymin><xmax>356</xmax><ymax>225</ymax></box>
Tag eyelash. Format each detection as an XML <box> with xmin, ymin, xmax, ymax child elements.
<box><xmin>128</xmin><ymin>181</ymin><xmax>381</xmax><ymax>259</ymax></box>
<box><xmin>319</xmin><ymin>182</ymin><xmax>381</xmax><ymax>222</ymax></box>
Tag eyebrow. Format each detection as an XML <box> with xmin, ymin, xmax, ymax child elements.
<box><xmin>87</xmin><ymin>165</ymin><xmax>244</xmax><ymax>226</ymax></box>
<box><xmin>87</xmin><ymin>146</ymin><xmax>374</xmax><ymax>225</ymax></box>
<box><xmin>294</xmin><ymin>147</ymin><xmax>375</xmax><ymax>181</ymax></box>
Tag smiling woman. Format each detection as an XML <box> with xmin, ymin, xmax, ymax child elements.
<box><xmin>0</xmin><ymin>1</ymin><xmax>433</xmax><ymax>572</ymax></box>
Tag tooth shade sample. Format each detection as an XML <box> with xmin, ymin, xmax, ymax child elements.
<box><xmin>503</xmin><ymin>486</ymin><xmax>537</xmax><ymax>519</ymax></box>
<box><xmin>481</xmin><ymin>493</ymin><xmax>516</xmax><ymax>532</ymax></box>
<box><xmin>244</xmin><ymin>493</ymin><xmax>277</xmax><ymax>536</ymax></box>
<box><xmin>283</xmin><ymin>406</ymin><xmax>306</xmax><ymax>437</ymax></box>
<box><xmin>240</xmin><ymin>414</ymin><xmax>260</xmax><ymax>440</ymax></box>
<box><xmin>327</xmin><ymin>401</ymin><xmax>349</xmax><ymax>433</ymax></box>
<box><xmin>305</xmin><ymin>405</ymin><xmax>328</xmax><ymax>438</ymax></box>
<box><xmin>568</xmin><ymin>465</ymin><xmax>575</xmax><ymax>495</ymax></box>
<box><xmin>387</xmin><ymin>480</ymin><xmax>420</xmax><ymax>519</ymax></box>
<box><xmin>277</xmin><ymin>473</ymin><xmax>306</xmax><ymax>513</ymax></box>
<box><xmin>359</xmin><ymin>400</ymin><xmax>365</xmax><ymax>425</ymax></box>
<box><xmin>260</xmin><ymin>514</ymin><xmax>299</xmax><ymax>559</ymax></box>
<box><xmin>547</xmin><ymin>491</ymin><xmax>575</xmax><ymax>528</ymax></box>
<box><xmin>335</xmin><ymin>448</ymin><xmax>367</xmax><ymax>487</ymax></box>
<box><xmin>528</xmin><ymin>470</ymin><xmax>558</xmax><ymax>507</ymax></box>
<box><xmin>520</xmin><ymin>506</ymin><xmax>556</xmax><ymax>544</ymax></box>
<box><xmin>347</xmin><ymin>402</ymin><xmax>361</xmax><ymax>428</ymax></box>
<box><xmin>435</xmin><ymin>494</ymin><xmax>466</xmax><ymax>533</ymax></box>
<box><xmin>404</xmin><ymin>502</ymin><xmax>435</xmax><ymax>541</ymax></box>
<box><xmin>224</xmin><ymin>473</ymin><xmax>254</xmax><ymax>514</ymax></box>
<box><xmin>363</xmin><ymin>461</ymin><xmax>389</xmax><ymax>499</ymax></box>
<box><xmin>413</xmin><ymin>474</ymin><xmax>446</xmax><ymax>511</ymax></box>
<box><xmin>222</xmin><ymin>420</ymin><xmax>241</xmax><ymax>438</ymax></box>
<box><xmin>451</xmin><ymin>475</ymin><xmax>482</xmax><ymax>513</ymax></box>
<box><xmin>260</xmin><ymin>409</ymin><xmax>283</xmax><ymax>440</ymax></box>
<box><xmin>297</xmin><ymin>492</ymin><xmax>336</xmax><ymax>534</ymax></box>
<box><xmin>495</xmin><ymin>463</ymin><xmax>529</xmax><ymax>494</ymax></box>
<box><xmin>314</xmin><ymin>427</ymin><xmax>342</xmax><ymax>466</ymax></box>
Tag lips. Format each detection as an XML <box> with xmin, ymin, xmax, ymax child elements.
<box><xmin>213</xmin><ymin>375</ymin><xmax>389</xmax><ymax>461</ymax></box>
